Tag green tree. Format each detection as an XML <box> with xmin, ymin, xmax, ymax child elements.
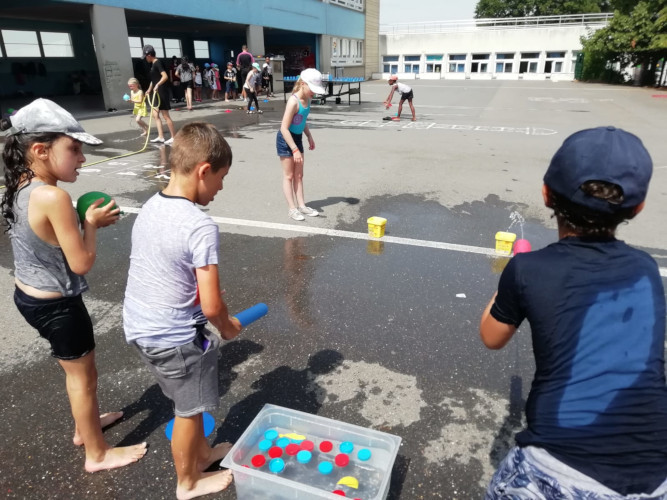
<box><xmin>474</xmin><ymin>0</ymin><xmax>611</xmax><ymax>18</ymax></box>
<box><xmin>580</xmin><ymin>0</ymin><xmax>667</xmax><ymax>84</ymax></box>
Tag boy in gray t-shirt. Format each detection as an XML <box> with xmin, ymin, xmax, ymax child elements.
<box><xmin>123</xmin><ymin>122</ymin><xmax>241</xmax><ymax>499</ymax></box>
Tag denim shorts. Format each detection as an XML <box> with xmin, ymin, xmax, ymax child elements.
<box><xmin>486</xmin><ymin>446</ymin><xmax>667</xmax><ymax>500</ymax></box>
<box><xmin>276</xmin><ymin>130</ymin><xmax>303</xmax><ymax>157</ymax></box>
<box><xmin>134</xmin><ymin>327</ymin><xmax>220</xmax><ymax>418</ymax></box>
<box><xmin>14</xmin><ymin>286</ymin><xmax>95</xmax><ymax>360</ymax></box>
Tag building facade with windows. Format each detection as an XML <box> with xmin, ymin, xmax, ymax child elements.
<box><xmin>0</xmin><ymin>0</ymin><xmax>379</xmax><ymax>109</ymax></box>
<box><xmin>377</xmin><ymin>14</ymin><xmax>611</xmax><ymax>81</ymax></box>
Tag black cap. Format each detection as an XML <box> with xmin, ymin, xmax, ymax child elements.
<box><xmin>142</xmin><ymin>45</ymin><xmax>155</xmax><ymax>59</ymax></box>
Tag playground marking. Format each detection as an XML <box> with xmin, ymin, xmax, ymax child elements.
<box><xmin>119</xmin><ymin>206</ymin><xmax>667</xmax><ymax>277</ymax></box>
<box><xmin>338</xmin><ymin>120</ymin><xmax>557</xmax><ymax>136</ymax></box>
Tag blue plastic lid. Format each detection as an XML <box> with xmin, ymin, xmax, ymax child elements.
<box><xmin>269</xmin><ymin>458</ymin><xmax>285</xmax><ymax>473</ymax></box>
<box><xmin>296</xmin><ymin>450</ymin><xmax>312</xmax><ymax>464</ymax></box>
<box><xmin>318</xmin><ymin>461</ymin><xmax>333</xmax><ymax>475</ymax></box>
<box><xmin>264</xmin><ymin>429</ymin><xmax>279</xmax><ymax>440</ymax></box>
<box><xmin>339</xmin><ymin>441</ymin><xmax>354</xmax><ymax>454</ymax></box>
<box><xmin>275</xmin><ymin>437</ymin><xmax>290</xmax><ymax>448</ymax></box>
<box><xmin>357</xmin><ymin>448</ymin><xmax>372</xmax><ymax>461</ymax></box>
<box><xmin>258</xmin><ymin>439</ymin><xmax>272</xmax><ymax>452</ymax></box>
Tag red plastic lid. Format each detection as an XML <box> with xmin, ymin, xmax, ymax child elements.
<box><xmin>268</xmin><ymin>446</ymin><xmax>283</xmax><ymax>458</ymax></box>
<box><xmin>319</xmin><ymin>441</ymin><xmax>333</xmax><ymax>453</ymax></box>
<box><xmin>285</xmin><ymin>443</ymin><xmax>300</xmax><ymax>456</ymax></box>
<box><xmin>300</xmin><ymin>440</ymin><xmax>315</xmax><ymax>451</ymax></box>
<box><xmin>334</xmin><ymin>453</ymin><xmax>350</xmax><ymax>467</ymax></box>
<box><xmin>251</xmin><ymin>455</ymin><xmax>266</xmax><ymax>467</ymax></box>
<box><xmin>332</xmin><ymin>490</ymin><xmax>346</xmax><ymax>496</ymax></box>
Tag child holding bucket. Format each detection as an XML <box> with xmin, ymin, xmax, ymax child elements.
<box><xmin>384</xmin><ymin>75</ymin><xmax>416</xmax><ymax>121</ymax></box>
<box><xmin>480</xmin><ymin>127</ymin><xmax>667</xmax><ymax>497</ymax></box>
<box><xmin>128</xmin><ymin>77</ymin><xmax>149</xmax><ymax>137</ymax></box>
<box><xmin>0</xmin><ymin>98</ymin><xmax>147</xmax><ymax>472</ymax></box>
<box><xmin>276</xmin><ymin>68</ymin><xmax>326</xmax><ymax>221</ymax></box>
<box><xmin>123</xmin><ymin>122</ymin><xmax>242</xmax><ymax>499</ymax></box>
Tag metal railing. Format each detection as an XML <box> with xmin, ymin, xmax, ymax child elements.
<box><xmin>380</xmin><ymin>13</ymin><xmax>613</xmax><ymax>35</ymax></box>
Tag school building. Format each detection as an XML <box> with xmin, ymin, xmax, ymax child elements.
<box><xmin>0</xmin><ymin>0</ymin><xmax>380</xmax><ymax>110</ymax></box>
<box><xmin>376</xmin><ymin>13</ymin><xmax>612</xmax><ymax>82</ymax></box>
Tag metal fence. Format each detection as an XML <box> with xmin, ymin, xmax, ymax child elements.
<box><xmin>380</xmin><ymin>13</ymin><xmax>613</xmax><ymax>35</ymax></box>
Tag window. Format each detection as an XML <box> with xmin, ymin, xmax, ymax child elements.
<box><xmin>546</xmin><ymin>51</ymin><xmax>565</xmax><ymax>59</ymax></box>
<box><xmin>403</xmin><ymin>55</ymin><xmax>420</xmax><ymax>73</ymax></box>
<box><xmin>495</xmin><ymin>53</ymin><xmax>514</xmax><ymax>59</ymax></box>
<box><xmin>545</xmin><ymin>51</ymin><xmax>566</xmax><ymax>74</ymax></box>
<box><xmin>331</xmin><ymin>37</ymin><xmax>362</xmax><ymax>66</ymax></box>
<box><xmin>383</xmin><ymin>55</ymin><xmax>398</xmax><ymax>73</ymax></box>
<box><xmin>194</xmin><ymin>40</ymin><xmax>209</xmax><ymax>59</ymax></box>
<box><xmin>520</xmin><ymin>52</ymin><xmax>540</xmax><ymax>59</ymax></box>
<box><xmin>425</xmin><ymin>55</ymin><xmax>442</xmax><ymax>73</ymax></box>
<box><xmin>128</xmin><ymin>36</ymin><xmax>143</xmax><ymax>58</ymax></box>
<box><xmin>2</xmin><ymin>30</ymin><xmax>41</xmax><ymax>57</ymax></box>
<box><xmin>495</xmin><ymin>62</ymin><xmax>513</xmax><ymax>73</ymax></box>
<box><xmin>40</xmin><ymin>32</ymin><xmax>73</xmax><ymax>57</ymax></box>
<box><xmin>164</xmin><ymin>38</ymin><xmax>181</xmax><ymax>58</ymax></box>
<box><xmin>472</xmin><ymin>54</ymin><xmax>489</xmax><ymax>60</ymax></box>
<box><xmin>448</xmin><ymin>54</ymin><xmax>465</xmax><ymax>73</ymax></box>
<box><xmin>520</xmin><ymin>52</ymin><xmax>540</xmax><ymax>73</ymax></box>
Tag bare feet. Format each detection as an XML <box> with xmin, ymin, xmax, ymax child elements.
<box><xmin>73</xmin><ymin>411</ymin><xmax>124</xmax><ymax>446</ymax></box>
<box><xmin>199</xmin><ymin>442</ymin><xmax>233</xmax><ymax>472</ymax></box>
<box><xmin>84</xmin><ymin>442</ymin><xmax>148</xmax><ymax>472</ymax></box>
<box><xmin>176</xmin><ymin>470</ymin><xmax>233</xmax><ymax>500</ymax></box>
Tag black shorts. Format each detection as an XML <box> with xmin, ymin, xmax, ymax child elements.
<box><xmin>400</xmin><ymin>90</ymin><xmax>414</xmax><ymax>101</ymax></box>
<box><xmin>14</xmin><ymin>287</ymin><xmax>95</xmax><ymax>360</ymax></box>
<box><xmin>181</xmin><ymin>79</ymin><xmax>193</xmax><ymax>90</ymax></box>
<box><xmin>156</xmin><ymin>87</ymin><xmax>171</xmax><ymax>111</ymax></box>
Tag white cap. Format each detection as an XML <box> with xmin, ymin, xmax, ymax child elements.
<box><xmin>300</xmin><ymin>68</ymin><xmax>326</xmax><ymax>94</ymax></box>
<box><xmin>4</xmin><ymin>98</ymin><xmax>102</xmax><ymax>145</ymax></box>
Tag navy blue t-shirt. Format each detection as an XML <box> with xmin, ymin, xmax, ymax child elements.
<box><xmin>491</xmin><ymin>237</ymin><xmax>667</xmax><ymax>495</ymax></box>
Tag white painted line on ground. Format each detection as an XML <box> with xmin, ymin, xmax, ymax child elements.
<box><xmin>121</xmin><ymin>206</ymin><xmax>667</xmax><ymax>278</ymax></box>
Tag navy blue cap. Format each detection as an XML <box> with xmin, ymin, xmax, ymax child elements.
<box><xmin>544</xmin><ymin>126</ymin><xmax>652</xmax><ymax>213</ymax></box>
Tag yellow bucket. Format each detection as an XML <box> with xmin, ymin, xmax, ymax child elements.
<box><xmin>495</xmin><ymin>231</ymin><xmax>516</xmax><ymax>256</ymax></box>
<box><xmin>367</xmin><ymin>216</ymin><xmax>387</xmax><ymax>238</ymax></box>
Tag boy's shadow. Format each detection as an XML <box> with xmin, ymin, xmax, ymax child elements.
<box><xmin>116</xmin><ymin>338</ymin><xmax>264</xmax><ymax>446</ymax></box>
<box><xmin>214</xmin><ymin>349</ymin><xmax>345</xmax><ymax>444</ymax></box>
<box><xmin>306</xmin><ymin>196</ymin><xmax>359</xmax><ymax>212</ymax></box>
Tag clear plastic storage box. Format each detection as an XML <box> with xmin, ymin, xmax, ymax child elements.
<box><xmin>221</xmin><ymin>404</ymin><xmax>402</xmax><ymax>500</ymax></box>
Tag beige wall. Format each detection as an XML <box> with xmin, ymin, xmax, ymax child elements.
<box><xmin>364</xmin><ymin>0</ymin><xmax>380</xmax><ymax>79</ymax></box>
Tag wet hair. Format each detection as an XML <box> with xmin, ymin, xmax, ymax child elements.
<box><xmin>546</xmin><ymin>180</ymin><xmax>638</xmax><ymax>237</ymax></box>
<box><xmin>127</xmin><ymin>77</ymin><xmax>141</xmax><ymax>87</ymax></box>
<box><xmin>169</xmin><ymin>122</ymin><xmax>232</xmax><ymax>174</ymax></box>
<box><xmin>0</xmin><ymin>117</ymin><xmax>63</xmax><ymax>229</ymax></box>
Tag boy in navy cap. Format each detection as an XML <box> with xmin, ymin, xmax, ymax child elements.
<box><xmin>480</xmin><ymin>127</ymin><xmax>667</xmax><ymax>498</ymax></box>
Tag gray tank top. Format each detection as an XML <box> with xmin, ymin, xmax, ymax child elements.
<box><xmin>9</xmin><ymin>180</ymin><xmax>88</xmax><ymax>296</ymax></box>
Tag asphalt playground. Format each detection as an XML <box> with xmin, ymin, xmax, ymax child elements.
<box><xmin>1</xmin><ymin>79</ymin><xmax>667</xmax><ymax>500</ymax></box>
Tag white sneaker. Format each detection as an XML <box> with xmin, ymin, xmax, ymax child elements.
<box><xmin>298</xmin><ymin>206</ymin><xmax>319</xmax><ymax>217</ymax></box>
<box><xmin>164</xmin><ymin>137</ymin><xmax>174</xmax><ymax>146</ymax></box>
<box><xmin>257</xmin><ymin>110</ymin><xmax>263</xmax><ymax>114</ymax></box>
<box><xmin>150</xmin><ymin>137</ymin><xmax>165</xmax><ymax>143</ymax></box>
<box><xmin>288</xmin><ymin>208</ymin><xmax>306</xmax><ymax>221</ymax></box>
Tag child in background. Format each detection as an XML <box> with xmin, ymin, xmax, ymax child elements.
<box><xmin>260</xmin><ymin>64</ymin><xmax>271</xmax><ymax>99</ymax></box>
<box><xmin>276</xmin><ymin>68</ymin><xmax>325</xmax><ymax>221</ymax></box>
<box><xmin>244</xmin><ymin>63</ymin><xmax>262</xmax><ymax>114</ymax></box>
<box><xmin>0</xmin><ymin>98</ymin><xmax>147</xmax><ymax>472</ymax></box>
<box><xmin>203</xmin><ymin>63</ymin><xmax>211</xmax><ymax>99</ymax></box>
<box><xmin>212</xmin><ymin>64</ymin><xmax>221</xmax><ymax>100</ymax></box>
<box><xmin>224</xmin><ymin>62</ymin><xmax>235</xmax><ymax>103</ymax></box>
<box><xmin>194</xmin><ymin>66</ymin><xmax>202</xmax><ymax>102</ymax></box>
<box><xmin>123</xmin><ymin>122</ymin><xmax>242</xmax><ymax>500</ymax></box>
<box><xmin>384</xmin><ymin>75</ymin><xmax>416</xmax><ymax>121</ymax></box>
<box><xmin>127</xmin><ymin>78</ymin><xmax>149</xmax><ymax>137</ymax></box>
<box><xmin>480</xmin><ymin>127</ymin><xmax>667</xmax><ymax>497</ymax></box>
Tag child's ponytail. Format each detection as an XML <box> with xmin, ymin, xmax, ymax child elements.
<box><xmin>1</xmin><ymin>117</ymin><xmax>60</xmax><ymax>230</ymax></box>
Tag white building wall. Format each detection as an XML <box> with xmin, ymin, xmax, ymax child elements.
<box><xmin>376</xmin><ymin>24</ymin><xmax>600</xmax><ymax>81</ymax></box>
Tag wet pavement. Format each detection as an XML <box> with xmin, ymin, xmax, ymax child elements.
<box><xmin>1</xmin><ymin>80</ymin><xmax>667</xmax><ymax>499</ymax></box>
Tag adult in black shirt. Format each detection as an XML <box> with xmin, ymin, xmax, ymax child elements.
<box><xmin>142</xmin><ymin>45</ymin><xmax>176</xmax><ymax>144</ymax></box>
